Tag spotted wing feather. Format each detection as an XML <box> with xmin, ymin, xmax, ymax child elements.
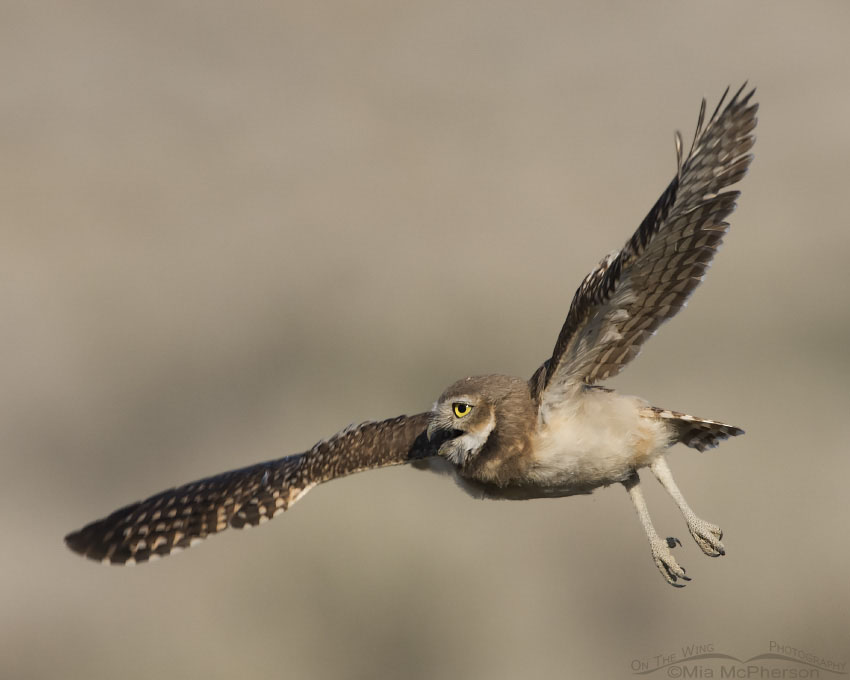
<box><xmin>65</xmin><ymin>413</ymin><xmax>434</xmax><ymax>564</ymax></box>
<box><xmin>531</xmin><ymin>85</ymin><xmax>758</xmax><ymax>406</ymax></box>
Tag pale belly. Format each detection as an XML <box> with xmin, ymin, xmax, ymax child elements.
<box><xmin>527</xmin><ymin>391</ymin><xmax>673</xmax><ymax>493</ymax></box>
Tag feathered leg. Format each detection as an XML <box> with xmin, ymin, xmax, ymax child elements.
<box><xmin>650</xmin><ymin>456</ymin><xmax>725</xmax><ymax>557</ymax></box>
<box><xmin>623</xmin><ymin>471</ymin><xmax>690</xmax><ymax>587</ymax></box>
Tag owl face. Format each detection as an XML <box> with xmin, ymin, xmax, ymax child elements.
<box><xmin>427</xmin><ymin>378</ymin><xmax>497</xmax><ymax>466</ymax></box>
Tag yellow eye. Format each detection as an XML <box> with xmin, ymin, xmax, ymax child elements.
<box><xmin>452</xmin><ymin>402</ymin><xmax>472</xmax><ymax>418</ymax></box>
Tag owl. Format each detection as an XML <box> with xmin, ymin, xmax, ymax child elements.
<box><xmin>66</xmin><ymin>85</ymin><xmax>757</xmax><ymax>586</ymax></box>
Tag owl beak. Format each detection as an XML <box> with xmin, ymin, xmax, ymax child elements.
<box><xmin>426</xmin><ymin>419</ymin><xmax>460</xmax><ymax>447</ymax></box>
<box><xmin>426</xmin><ymin>420</ymin><xmax>441</xmax><ymax>442</ymax></box>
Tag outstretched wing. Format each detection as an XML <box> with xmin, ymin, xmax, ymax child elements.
<box><xmin>531</xmin><ymin>85</ymin><xmax>757</xmax><ymax>408</ymax></box>
<box><xmin>65</xmin><ymin>413</ymin><xmax>434</xmax><ymax>564</ymax></box>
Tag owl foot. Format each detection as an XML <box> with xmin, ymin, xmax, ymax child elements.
<box><xmin>688</xmin><ymin>518</ymin><xmax>725</xmax><ymax>557</ymax></box>
<box><xmin>651</xmin><ymin>538</ymin><xmax>690</xmax><ymax>587</ymax></box>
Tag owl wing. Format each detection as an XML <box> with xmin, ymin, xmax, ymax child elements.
<box><xmin>65</xmin><ymin>413</ymin><xmax>435</xmax><ymax>564</ymax></box>
<box><xmin>531</xmin><ymin>85</ymin><xmax>757</xmax><ymax>409</ymax></box>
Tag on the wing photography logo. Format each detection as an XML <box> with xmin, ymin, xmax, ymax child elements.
<box><xmin>630</xmin><ymin>641</ymin><xmax>847</xmax><ymax>678</ymax></box>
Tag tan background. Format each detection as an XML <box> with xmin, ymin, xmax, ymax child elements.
<box><xmin>2</xmin><ymin>2</ymin><xmax>848</xmax><ymax>678</ymax></box>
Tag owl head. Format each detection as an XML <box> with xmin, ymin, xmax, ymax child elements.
<box><xmin>426</xmin><ymin>374</ymin><xmax>531</xmax><ymax>467</ymax></box>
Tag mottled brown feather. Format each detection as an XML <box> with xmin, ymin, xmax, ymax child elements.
<box><xmin>531</xmin><ymin>85</ymin><xmax>758</xmax><ymax>405</ymax></box>
<box><xmin>65</xmin><ymin>413</ymin><xmax>435</xmax><ymax>564</ymax></box>
<box><xmin>644</xmin><ymin>406</ymin><xmax>745</xmax><ymax>452</ymax></box>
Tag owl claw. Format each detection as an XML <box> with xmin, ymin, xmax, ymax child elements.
<box><xmin>688</xmin><ymin>519</ymin><xmax>725</xmax><ymax>557</ymax></box>
<box><xmin>651</xmin><ymin>539</ymin><xmax>691</xmax><ymax>586</ymax></box>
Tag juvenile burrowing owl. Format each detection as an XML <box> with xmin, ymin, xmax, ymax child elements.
<box><xmin>66</xmin><ymin>85</ymin><xmax>757</xmax><ymax>586</ymax></box>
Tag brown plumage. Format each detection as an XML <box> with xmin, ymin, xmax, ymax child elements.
<box><xmin>645</xmin><ymin>406</ymin><xmax>744</xmax><ymax>453</ymax></box>
<box><xmin>65</xmin><ymin>414</ymin><xmax>433</xmax><ymax>564</ymax></box>
<box><xmin>66</xmin><ymin>85</ymin><xmax>755</xmax><ymax>586</ymax></box>
<box><xmin>531</xmin><ymin>84</ymin><xmax>756</xmax><ymax>406</ymax></box>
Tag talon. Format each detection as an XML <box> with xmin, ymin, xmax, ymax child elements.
<box><xmin>651</xmin><ymin>540</ymin><xmax>690</xmax><ymax>586</ymax></box>
<box><xmin>666</xmin><ymin>536</ymin><xmax>682</xmax><ymax>549</ymax></box>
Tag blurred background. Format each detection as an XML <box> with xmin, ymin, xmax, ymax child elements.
<box><xmin>2</xmin><ymin>2</ymin><xmax>848</xmax><ymax>678</ymax></box>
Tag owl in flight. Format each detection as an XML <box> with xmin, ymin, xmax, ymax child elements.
<box><xmin>66</xmin><ymin>85</ymin><xmax>757</xmax><ymax>586</ymax></box>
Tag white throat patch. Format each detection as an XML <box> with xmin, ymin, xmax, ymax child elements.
<box><xmin>444</xmin><ymin>412</ymin><xmax>496</xmax><ymax>466</ymax></box>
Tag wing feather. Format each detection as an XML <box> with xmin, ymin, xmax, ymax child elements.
<box><xmin>531</xmin><ymin>85</ymin><xmax>758</xmax><ymax>406</ymax></box>
<box><xmin>65</xmin><ymin>413</ymin><xmax>434</xmax><ymax>564</ymax></box>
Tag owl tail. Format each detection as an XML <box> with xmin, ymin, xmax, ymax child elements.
<box><xmin>646</xmin><ymin>406</ymin><xmax>744</xmax><ymax>452</ymax></box>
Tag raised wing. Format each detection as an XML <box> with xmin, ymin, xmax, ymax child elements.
<box><xmin>65</xmin><ymin>413</ymin><xmax>434</xmax><ymax>564</ymax></box>
<box><xmin>531</xmin><ymin>85</ymin><xmax>757</xmax><ymax>408</ymax></box>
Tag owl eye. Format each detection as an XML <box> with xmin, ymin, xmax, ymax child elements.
<box><xmin>452</xmin><ymin>402</ymin><xmax>473</xmax><ymax>418</ymax></box>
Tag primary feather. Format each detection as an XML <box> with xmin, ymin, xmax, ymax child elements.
<box><xmin>532</xmin><ymin>85</ymin><xmax>757</xmax><ymax>410</ymax></box>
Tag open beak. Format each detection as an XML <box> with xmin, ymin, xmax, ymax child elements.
<box><xmin>426</xmin><ymin>419</ymin><xmax>440</xmax><ymax>443</ymax></box>
<box><xmin>426</xmin><ymin>418</ymin><xmax>459</xmax><ymax>447</ymax></box>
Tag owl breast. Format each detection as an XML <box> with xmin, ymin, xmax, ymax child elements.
<box><xmin>528</xmin><ymin>388</ymin><xmax>673</xmax><ymax>493</ymax></box>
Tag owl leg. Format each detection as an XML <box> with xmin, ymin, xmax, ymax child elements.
<box><xmin>623</xmin><ymin>471</ymin><xmax>690</xmax><ymax>587</ymax></box>
<box><xmin>650</xmin><ymin>456</ymin><xmax>725</xmax><ymax>557</ymax></box>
